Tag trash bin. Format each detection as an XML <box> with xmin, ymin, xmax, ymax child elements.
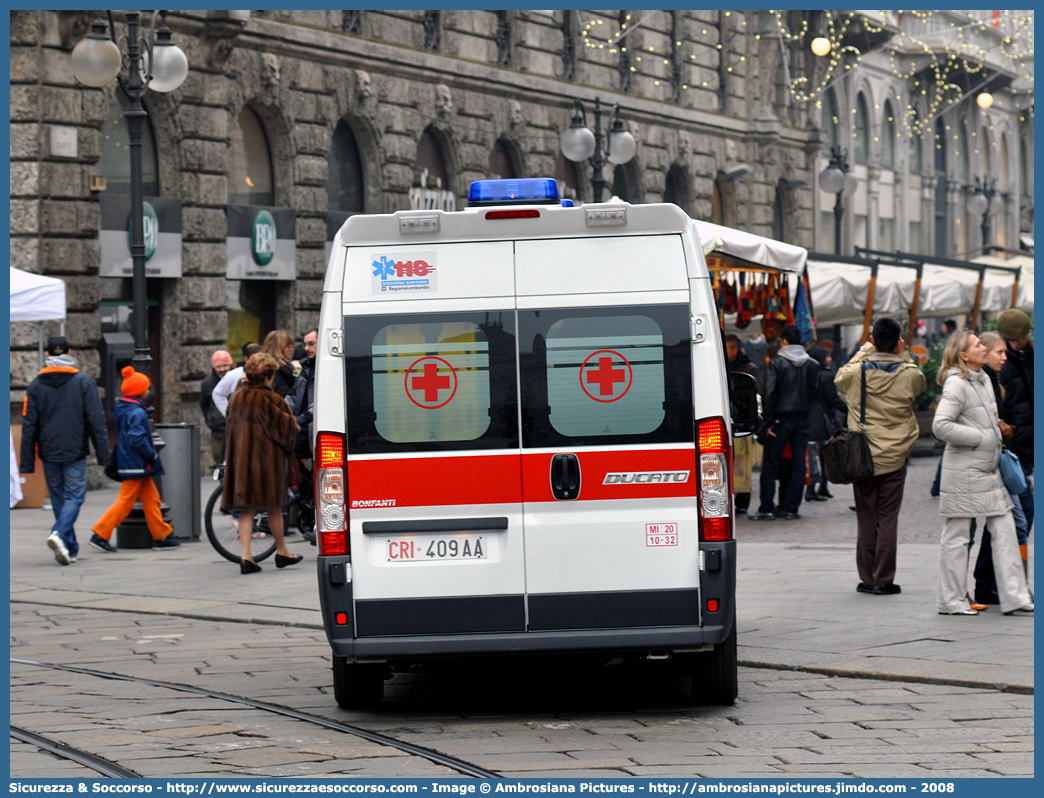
<box><xmin>154</xmin><ymin>423</ymin><xmax>201</xmax><ymax>541</ymax></box>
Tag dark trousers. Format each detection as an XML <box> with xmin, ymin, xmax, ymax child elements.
<box><xmin>853</xmin><ymin>464</ymin><xmax>907</xmax><ymax>588</ymax></box>
<box><xmin>758</xmin><ymin>416</ymin><xmax>810</xmax><ymax>515</ymax></box>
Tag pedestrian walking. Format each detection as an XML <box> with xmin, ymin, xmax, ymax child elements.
<box><xmin>200</xmin><ymin>349</ymin><xmax>233</xmax><ymax>467</ymax></box>
<box><xmin>749</xmin><ymin>325</ymin><xmax>819</xmax><ymax>521</ymax></box>
<box><xmin>968</xmin><ymin>333</ymin><xmax>1031</xmax><ymax>605</ymax></box>
<box><xmin>260</xmin><ymin>329</ymin><xmax>297</xmax><ymax>398</ymax></box>
<box><xmin>805</xmin><ymin>345</ymin><xmax>847</xmax><ymax>502</ymax></box>
<box><xmin>90</xmin><ymin>367</ymin><xmax>180</xmax><ymax>553</ymax></box>
<box><xmin>222</xmin><ymin>353</ymin><xmax>303</xmax><ymax>574</ymax></box>
<box><xmin>724</xmin><ymin>333</ymin><xmax>762</xmax><ymax>515</ymax></box>
<box><xmin>212</xmin><ymin>342</ymin><xmax>261</xmax><ymax>417</ymax></box>
<box><xmin>835</xmin><ymin>318</ymin><xmax>926</xmax><ymax>596</ymax></box>
<box><xmin>996</xmin><ymin>309</ymin><xmax>1033</xmax><ymax>552</ymax></box>
<box><xmin>932</xmin><ymin>331</ymin><xmax>1032</xmax><ymax>616</ymax></box>
<box><xmin>19</xmin><ymin>336</ymin><xmax>110</xmax><ymax>565</ymax></box>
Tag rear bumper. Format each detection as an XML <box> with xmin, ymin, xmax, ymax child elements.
<box><xmin>318</xmin><ymin>539</ymin><xmax>735</xmax><ymax>662</ymax></box>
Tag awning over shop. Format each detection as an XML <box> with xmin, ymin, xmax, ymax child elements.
<box><xmin>1020</xmin><ymin>233</ymin><xmax>1033</xmax><ymax>251</ymax></box>
<box><xmin>970</xmin><ymin>253</ymin><xmax>1033</xmax><ymax>313</ymax></box>
<box><xmin>10</xmin><ymin>267</ymin><xmax>66</xmax><ymax>321</ymax></box>
<box><xmin>808</xmin><ymin>251</ymin><xmax>1030</xmax><ymax>337</ymax></box>
<box><xmin>694</xmin><ymin>220</ymin><xmax>807</xmax><ymax>274</ymax></box>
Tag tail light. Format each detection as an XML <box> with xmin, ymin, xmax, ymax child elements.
<box><xmin>697</xmin><ymin>417</ymin><xmax>732</xmax><ymax>541</ymax></box>
<box><xmin>315</xmin><ymin>432</ymin><xmax>348</xmax><ymax>556</ymax></box>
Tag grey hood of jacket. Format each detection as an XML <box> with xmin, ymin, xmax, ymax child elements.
<box><xmin>777</xmin><ymin>344</ymin><xmax>812</xmax><ymax>365</ymax></box>
<box><xmin>45</xmin><ymin>353</ymin><xmax>79</xmax><ymax>370</ymax></box>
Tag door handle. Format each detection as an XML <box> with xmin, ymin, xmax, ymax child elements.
<box><xmin>550</xmin><ymin>453</ymin><xmax>581</xmax><ymax>501</ymax></box>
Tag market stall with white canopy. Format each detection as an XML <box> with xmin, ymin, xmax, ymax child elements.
<box><xmin>692</xmin><ymin>220</ymin><xmax>811</xmax><ymax>337</ymax></box>
<box><xmin>10</xmin><ymin>267</ymin><xmax>67</xmax><ymax>367</ymax></box>
<box><xmin>807</xmin><ymin>250</ymin><xmax>1027</xmax><ymax>340</ymax></box>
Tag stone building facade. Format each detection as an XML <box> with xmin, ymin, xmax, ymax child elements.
<box><xmin>9</xmin><ymin>10</ymin><xmax>1032</xmax><ymax>467</ymax></box>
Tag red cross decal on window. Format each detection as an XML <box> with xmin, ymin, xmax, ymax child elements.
<box><xmin>404</xmin><ymin>356</ymin><xmax>458</xmax><ymax>409</ymax></box>
<box><xmin>579</xmin><ymin>350</ymin><xmax>633</xmax><ymax>403</ymax></box>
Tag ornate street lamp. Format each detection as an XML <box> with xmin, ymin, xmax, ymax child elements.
<box><xmin>71</xmin><ymin>11</ymin><xmax>188</xmax><ymax>381</ymax></box>
<box><xmin>560</xmin><ymin>97</ymin><xmax>637</xmax><ymax>203</ymax></box>
<box><xmin>968</xmin><ymin>177</ymin><xmax>997</xmax><ymax>255</ymax></box>
<box><xmin>818</xmin><ymin>145</ymin><xmax>858</xmax><ymax>255</ymax></box>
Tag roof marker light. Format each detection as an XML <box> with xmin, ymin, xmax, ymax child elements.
<box><xmin>468</xmin><ymin>178</ymin><xmax>560</xmax><ymax>206</ymax></box>
<box><xmin>585</xmin><ymin>207</ymin><xmax>627</xmax><ymax>227</ymax></box>
<box><xmin>399</xmin><ymin>214</ymin><xmax>440</xmax><ymax>235</ymax></box>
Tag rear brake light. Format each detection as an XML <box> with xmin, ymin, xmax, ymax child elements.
<box><xmin>315</xmin><ymin>432</ymin><xmax>349</xmax><ymax>556</ymax></box>
<box><xmin>697</xmin><ymin>417</ymin><xmax>732</xmax><ymax>542</ymax></box>
<box><xmin>486</xmin><ymin>209</ymin><xmax>540</xmax><ymax>220</ymax></box>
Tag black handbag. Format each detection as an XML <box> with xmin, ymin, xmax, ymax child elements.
<box><xmin>103</xmin><ymin>443</ymin><xmax>123</xmax><ymax>482</ymax></box>
<box><xmin>821</xmin><ymin>363</ymin><xmax>875</xmax><ymax>485</ymax></box>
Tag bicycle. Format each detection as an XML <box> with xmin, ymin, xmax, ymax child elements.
<box><xmin>204</xmin><ymin>464</ymin><xmax>315</xmax><ymax>563</ymax></box>
<box><xmin>204</xmin><ymin>465</ymin><xmax>278</xmax><ymax>564</ymax></box>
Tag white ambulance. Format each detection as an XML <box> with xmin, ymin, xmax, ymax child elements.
<box><xmin>313</xmin><ymin>178</ymin><xmax>759</xmax><ymax>708</ymax></box>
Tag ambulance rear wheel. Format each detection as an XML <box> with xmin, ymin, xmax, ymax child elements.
<box><xmin>332</xmin><ymin>656</ymin><xmax>385</xmax><ymax>709</ymax></box>
<box><xmin>689</xmin><ymin>621</ymin><xmax>737</xmax><ymax>706</ymax></box>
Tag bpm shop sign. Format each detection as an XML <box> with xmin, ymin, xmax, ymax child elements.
<box><xmin>98</xmin><ymin>194</ymin><xmax>183</xmax><ymax>278</ymax></box>
<box><xmin>226</xmin><ymin>205</ymin><xmax>296</xmax><ymax>280</ymax></box>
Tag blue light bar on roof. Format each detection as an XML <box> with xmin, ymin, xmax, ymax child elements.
<box><xmin>467</xmin><ymin>178</ymin><xmax>561</xmax><ymax>206</ymax></box>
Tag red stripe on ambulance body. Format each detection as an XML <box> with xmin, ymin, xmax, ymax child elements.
<box><xmin>522</xmin><ymin>448</ymin><xmax>697</xmax><ymax>503</ymax></box>
<box><xmin>346</xmin><ymin>454</ymin><xmax>522</xmax><ymax>509</ymax></box>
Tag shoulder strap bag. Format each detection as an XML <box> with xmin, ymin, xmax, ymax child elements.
<box><xmin>821</xmin><ymin>363</ymin><xmax>875</xmax><ymax>485</ymax></box>
<box><xmin>970</xmin><ymin>380</ymin><xmax>1027</xmax><ymax>495</ymax></box>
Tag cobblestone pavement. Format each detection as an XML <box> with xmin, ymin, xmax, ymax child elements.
<box><xmin>9</xmin><ymin>454</ymin><xmax>1033</xmax><ymax>778</ymax></box>
<box><xmin>10</xmin><ymin>604</ymin><xmax>1033</xmax><ymax>779</ymax></box>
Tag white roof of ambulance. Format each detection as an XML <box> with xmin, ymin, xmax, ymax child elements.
<box><xmin>323</xmin><ymin>200</ymin><xmax>711</xmax><ymax>293</ymax></box>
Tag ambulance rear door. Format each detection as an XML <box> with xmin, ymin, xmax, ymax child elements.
<box><xmin>515</xmin><ymin>234</ymin><xmax>701</xmax><ymax>632</ymax></box>
<box><xmin>340</xmin><ymin>241</ymin><xmax>526</xmax><ymax>638</ymax></box>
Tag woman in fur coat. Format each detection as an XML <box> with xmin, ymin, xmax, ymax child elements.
<box><xmin>932</xmin><ymin>331</ymin><xmax>1032</xmax><ymax>616</ymax></box>
<box><xmin>222</xmin><ymin>352</ymin><xmax>302</xmax><ymax>574</ymax></box>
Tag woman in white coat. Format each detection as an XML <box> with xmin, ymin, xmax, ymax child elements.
<box><xmin>932</xmin><ymin>331</ymin><xmax>1033</xmax><ymax>616</ymax></box>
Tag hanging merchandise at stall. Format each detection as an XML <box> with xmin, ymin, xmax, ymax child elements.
<box><xmin>694</xmin><ymin>221</ymin><xmax>809</xmax><ymax>336</ymax></box>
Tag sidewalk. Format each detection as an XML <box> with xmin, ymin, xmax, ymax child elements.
<box><xmin>9</xmin><ymin>461</ymin><xmax>1033</xmax><ymax>693</ymax></box>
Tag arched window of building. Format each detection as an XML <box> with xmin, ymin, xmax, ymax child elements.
<box><xmin>959</xmin><ymin>123</ymin><xmax>971</xmax><ymax>183</ymax></box>
<box><xmin>853</xmin><ymin>93</ymin><xmax>870</xmax><ymax>165</ymax></box>
<box><xmin>611</xmin><ymin>164</ymin><xmax>633</xmax><ymax>202</ymax></box>
<box><xmin>99</xmin><ymin>89</ymin><xmax>160</xmax><ymax>195</ymax></box>
<box><xmin>487</xmin><ymin>139</ymin><xmax>518</xmax><ymax>180</ymax></box>
<box><xmin>617</xmin><ymin>10</ymin><xmax>632</xmax><ymax>93</ymax></box>
<box><xmin>554</xmin><ymin>153</ymin><xmax>580</xmax><ymax>202</ymax></box>
<box><xmin>495</xmin><ymin>11</ymin><xmax>512</xmax><ymax>67</ymax></box>
<box><xmin>561</xmin><ymin>11</ymin><xmax>577</xmax><ymax>81</ymax></box>
<box><xmin>934</xmin><ymin>117</ymin><xmax>947</xmax><ymax>256</ymax></box>
<box><xmin>663</xmin><ymin>164</ymin><xmax>691</xmax><ymax>215</ymax></box>
<box><xmin>669</xmin><ymin>11</ymin><xmax>683</xmax><ymax>104</ymax></box>
<box><xmin>230</xmin><ymin>106</ymin><xmax>274</xmax><ymax>206</ymax></box>
<box><xmin>415</xmin><ymin>127</ymin><xmax>449</xmax><ymax>189</ymax></box>
<box><xmin>327</xmin><ymin>119</ymin><xmax>364</xmax><ymax>215</ymax></box>
<box><xmin>423</xmin><ymin>11</ymin><xmax>441</xmax><ymax>51</ymax></box>
<box><xmin>997</xmin><ymin>134</ymin><xmax>1011</xmax><ymax>249</ymax></box>
<box><xmin>772</xmin><ymin>184</ymin><xmax>786</xmax><ymax>242</ymax></box>
<box><xmin>821</xmin><ymin>90</ymin><xmax>839</xmax><ymax>156</ymax></box>
<box><xmin>880</xmin><ymin>100</ymin><xmax>896</xmax><ymax>169</ymax></box>
<box><xmin>711</xmin><ymin>178</ymin><xmax>725</xmax><ymax>226</ymax></box>
<box><xmin>908</xmin><ymin>110</ymin><xmax>923</xmax><ymax>175</ymax></box>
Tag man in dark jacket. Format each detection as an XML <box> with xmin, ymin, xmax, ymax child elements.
<box><xmin>286</xmin><ymin>329</ymin><xmax>317</xmax><ymax>460</ymax></box>
<box><xmin>725</xmin><ymin>334</ymin><xmax>761</xmax><ymax>515</ymax></box>
<box><xmin>200</xmin><ymin>349</ymin><xmax>233</xmax><ymax>467</ymax></box>
<box><xmin>750</xmin><ymin>325</ymin><xmax>819</xmax><ymax>521</ymax></box>
<box><xmin>19</xmin><ymin>336</ymin><xmax>109</xmax><ymax>565</ymax></box>
<box><xmin>996</xmin><ymin>309</ymin><xmax>1033</xmax><ymax>549</ymax></box>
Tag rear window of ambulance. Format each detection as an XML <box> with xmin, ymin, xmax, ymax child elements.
<box><xmin>343</xmin><ymin>311</ymin><xmax>518</xmax><ymax>454</ymax></box>
<box><xmin>518</xmin><ymin>304</ymin><xmax>693</xmax><ymax>449</ymax></box>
